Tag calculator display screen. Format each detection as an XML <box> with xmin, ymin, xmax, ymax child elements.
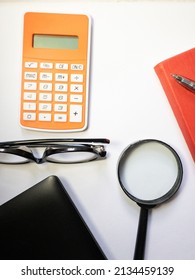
<box><xmin>33</xmin><ymin>34</ymin><xmax>78</xmax><ymax>50</ymax></box>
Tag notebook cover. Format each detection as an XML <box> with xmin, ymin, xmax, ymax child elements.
<box><xmin>154</xmin><ymin>48</ymin><xmax>195</xmax><ymax>161</ymax></box>
<box><xmin>0</xmin><ymin>175</ymin><xmax>106</xmax><ymax>260</ymax></box>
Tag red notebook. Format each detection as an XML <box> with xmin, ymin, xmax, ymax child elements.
<box><xmin>154</xmin><ymin>48</ymin><xmax>195</xmax><ymax>161</ymax></box>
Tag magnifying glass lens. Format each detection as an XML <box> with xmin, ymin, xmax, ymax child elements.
<box><xmin>119</xmin><ymin>141</ymin><xmax>181</xmax><ymax>202</ymax></box>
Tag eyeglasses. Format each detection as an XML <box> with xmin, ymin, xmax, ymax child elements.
<box><xmin>0</xmin><ymin>138</ymin><xmax>110</xmax><ymax>164</ymax></box>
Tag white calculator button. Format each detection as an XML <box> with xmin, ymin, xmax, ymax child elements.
<box><xmin>39</xmin><ymin>93</ymin><xmax>52</xmax><ymax>101</ymax></box>
<box><xmin>54</xmin><ymin>114</ymin><xmax>67</xmax><ymax>122</ymax></box>
<box><xmin>25</xmin><ymin>62</ymin><xmax>38</xmax><ymax>69</ymax></box>
<box><xmin>23</xmin><ymin>112</ymin><xmax>36</xmax><ymax>121</ymax></box>
<box><xmin>55</xmin><ymin>94</ymin><xmax>67</xmax><ymax>102</ymax></box>
<box><xmin>71</xmin><ymin>64</ymin><xmax>84</xmax><ymax>71</ymax></box>
<box><xmin>54</xmin><ymin>104</ymin><xmax>67</xmax><ymax>112</ymax></box>
<box><xmin>23</xmin><ymin>102</ymin><xmax>36</xmax><ymax>111</ymax></box>
<box><xmin>70</xmin><ymin>84</ymin><xmax>83</xmax><ymax>93</ymax></box>
<box><xmin>24</xmin><ymin>92</ymin><xmax>36</xmax><ymax>100</ymax></box>
<box><xmin>70</xmin><ymin>94</ymin><xmax>83</xmax><ymax>103</ymax></box>
<box><xmin>40</xmin><ymin>62</ymin><xmax>53</xmax><ymax>69</ymax></box>
<box><xmin>70</xmin><ymin>74</ymin><xmax>83</xmax><ymax>83</ymax></box>
<box><xmin>39</xmin><ymin>83</ymin><xmax>52</xmax><ymax>91</ymax></box>
<box><xmin>55</xmin><ymin>73</ymin><xmax>68</xmax><ymax>82</ymax></box>
<box><xmin>55</xmin><ymin>63</ymin><xmax>68</xmax><ymax>70</ymax></box>
<box><xmin>40</xmin><ymin>73</ymin><xmax>53</xmax><ymax>81</ymax></box>
<box><xmin>38</xmin><ymin>113</ymin><xmax>51</xmax><ymax>121</ymax></box>
<box><xmin>55</xmin><ymin>83</ymin><xmax>68</xmax><ymax>92</ymax></box>
<box><xmin>69</xmin><ymin>105</ymin><xmax>82</xmax><ymax>122</ymax></box>
<box><xmin>24</xmin><ymin>72</ymin><xmax>37</xmax><ymax>80</ymax></box>
<box><xmin>39</xmin><ymin>103</ymin><xmax>52</xmax><ymax>111</ymax></box>
<box><xmin>24</xmin><ymin>82</ymin><xmax>37</xmax><ymax>90</ymax></box>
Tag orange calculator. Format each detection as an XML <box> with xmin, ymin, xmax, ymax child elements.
<box><xmin>20</xmin><ymin>12</ymin><xmax>91</xmax><ymax>131</ymax></box>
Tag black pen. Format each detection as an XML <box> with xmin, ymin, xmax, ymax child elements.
<box><xmin>171</xmin><ymin>74</ymin><xmax>195</xmax><ymax>93</ymax></box>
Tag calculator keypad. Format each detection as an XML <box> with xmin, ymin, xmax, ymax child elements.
<box><xmin>21</xmin><ymin>60</ymin><xmax>87</xmax><ymax>131</ymax></box>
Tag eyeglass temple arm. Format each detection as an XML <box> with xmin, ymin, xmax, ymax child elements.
<box><xmin>0</xmin><ymin>138</ymin><xmax>110</xmax><ymax>147</ymax></box>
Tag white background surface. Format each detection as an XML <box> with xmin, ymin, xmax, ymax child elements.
<box><xmin>0</xmin><ymin>0</ymin><xmax>195</xmax><ymax>260</ymax></box>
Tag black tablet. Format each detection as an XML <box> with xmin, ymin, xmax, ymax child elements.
<box><xmin>0</xmin><ymin>175</ymin><xmax>106</xmax><ymax>260</ymax></box>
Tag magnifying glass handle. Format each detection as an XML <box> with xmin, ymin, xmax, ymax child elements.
<box><xmin>134</xmin><ymin>207</ymin><xmax>149</xmax><ymax>260</ymax></box>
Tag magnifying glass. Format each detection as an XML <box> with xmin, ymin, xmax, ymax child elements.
<box><xmin>117</xmin><ymin>139</ymin><xmax>183</xmax><ymax>260</ymax></box>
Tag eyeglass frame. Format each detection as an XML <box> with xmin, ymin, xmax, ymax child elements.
<box><xmin>0</xmin><ymin>138</ymin><xmax>110</xmax><ymax>164</ymax></box>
